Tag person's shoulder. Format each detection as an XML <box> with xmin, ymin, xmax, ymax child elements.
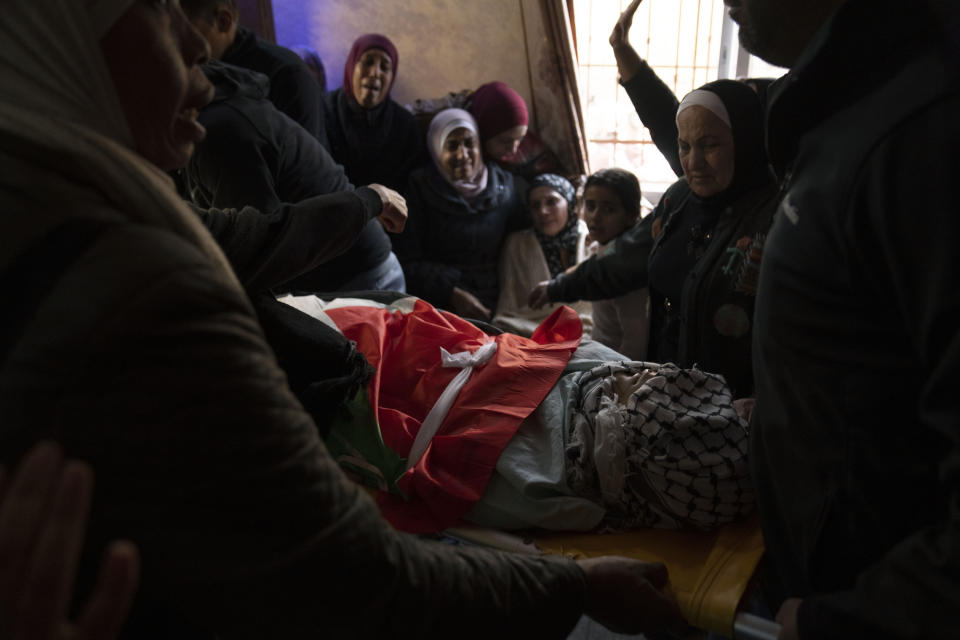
<box><xmin>32</xmin><ymin>219</ymin><xmax>245</xmax><ymax>327</ymax></box>
<box><xmin>661</xmin><ymin>178</ymin><xmax>691</xmax><ymax>200</ymax></box>
<box><xmin>196</xmin><ymin>99</ymin><xmax>265</xmax><ymax>156</ymax></box>
<box><xmin>390</xmin><ymin>99</ymin><xmax>418</xmax><ymax>124</ymax></box>
<box><xmin>487</xmin><ymin>162</ymin><xmax>521</xmax><ymax>195</ymax></box>
<box><xmin>97</xmin><ymin>224</ymin><xmax>230</xmax><ymax>281</ymax></box>
<box><xmin>488</xmin><ymin>161</ymin><xmax>514</xmax><ymax>183</ymax></box>
<box><xmin>408</xmin><ymin>164</ymin><xmax>432</xmax><ymax>186</ymax></box>
<box><xmin>259</xmin><ymin>38</ymin><xmax>310</xmax><ymax>70</ymax></box>
<box><xmin>233</xmin><ymin>30</ymin><xmax>305</xmax><ymax>76</ymax></box>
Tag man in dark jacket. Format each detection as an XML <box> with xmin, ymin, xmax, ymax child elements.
<box><xmin>181</xmin><ymin>0</ymin><xmax>329</xmax><ymax>150</ymax></box>
<box><xmin>183</xmin><ymin>60</ymin><xmax>406</xmax><ymax>293</ymax></box>
<box><xmin>728</xmin><ymin>0</ymin><xmax>960</xmax><ymax>637</ymax></box>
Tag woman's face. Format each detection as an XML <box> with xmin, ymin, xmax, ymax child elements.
<box><xmin>677</xmin><ymin>105</ymin><xmax>735</xmax><ymax>198</ymax></box>
<box><xmin>101</xmin><ymin>0</ymin><xmax>213</xmax><ymax>171</ymax></box>
<box><xmin>583</xmin><ymin>184</ymin><xmax>635</xmax><ymax>245</ymax></box>
<box><xmin>351</xmin><ymin>48</ymin><xmax>393</xmax><ymax>108</ymax></box>
<box><xmin>529</xmin><ymin>185</ymin><xmax>569</xmax><ymax>237</ymax></box>
<box><xmin>441</xmin><ymin>127</ymin><xmax>481</xmax><ymax>182</ymax></box>
<box><xmin>484</xmin><ymin>124</ymin><xmax>527</xmax><ymax>162</ymax></box>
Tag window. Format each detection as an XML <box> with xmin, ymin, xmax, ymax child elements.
<box><xmin>573</xmin><ymin>0</ymin><xmax>784</xmax><ymax>201</ymax></box>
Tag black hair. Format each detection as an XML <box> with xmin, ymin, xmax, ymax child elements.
<box><xmin>180</xmin><ymin>0</ymin><xmax>237</xmax><ymax>20</ymax></box>
<box><xmin>584</xmin><ymin>168</ymin><xmax>641</xmax><ymax>219</ymax></box>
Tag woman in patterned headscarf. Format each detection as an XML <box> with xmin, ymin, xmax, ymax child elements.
<box><xmin>492</xmin><ymin>173</ymin><xmax>593</xmax><ymax>336</ymax></box>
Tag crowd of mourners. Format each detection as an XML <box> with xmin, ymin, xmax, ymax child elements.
<box><xmin>1</xmin><ymin>0</ymin><xmax>958</xmax><ymax>638</ymax></box>
<box><xmin>174</xmin><ymin>0</ymin><xmax>777</xmax><ymax>392</ymax></box>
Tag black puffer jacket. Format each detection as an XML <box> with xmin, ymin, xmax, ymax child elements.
<box><xmin>183</xmin><ymin>60</ymin><xmax>392</xmax><ymax>293</ymax></box>
<box><xmin>393</xmin><ymin>163</ymin><xmax>527</xmax><ymax>312</ymax></box>
<box><xmin>751</xmin><ymin>1</ymin><xmax>960</xmax><ymax>637</ymax></box>
<box><xmin>324</xmin><ymin>88</ymin><xmax>427</xmax><ymax>193</ymax></box>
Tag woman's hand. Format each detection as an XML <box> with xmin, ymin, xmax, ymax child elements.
<box><xmin>609</xmin><ymin>0</ymin><xmax>645</xmax><ymax>82</ymax></box>
<box><xmin>367</xmin><ymin>184</ymin><xmax>408</xmax><ymax>233</ymax></box>
<box><xmin>0</xmin><ymin>442</ymin><xmax>140</xmax><ymax>640</ymax></box>
<box><xmin>609</xmin><ymin>0</ymin><xmax>643</xmax><ymax>49</ymax></box>
<box><xmin>450</xmin><ymin>286</ymin><xmax>491</xmax><ymax>320</ymax></box>
<box><xmin>577</xmin><ymin>556</ymin><xmax>685</xmax><ymax>635</ymax></box>
<box><xmin>527</xmin><ymin>280</ymin><xmax>552</xmax><ymax>310</ymax></box>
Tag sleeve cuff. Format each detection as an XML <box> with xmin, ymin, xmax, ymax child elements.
<box><xmin>355</xmin><ymin>186</ymin><xmax>383</xmax><ymax>222</ymax></box>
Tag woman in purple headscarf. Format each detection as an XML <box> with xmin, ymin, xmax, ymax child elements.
<box><xmin>324</xmin><ymin>34</ymin><xmax>427</xmax><ymax>192</ymax></box>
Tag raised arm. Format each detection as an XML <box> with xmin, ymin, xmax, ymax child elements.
<box><xmin>609</xmin><ymin>0</ymin><xmax>684</xmax><ymax>177</ymax></box>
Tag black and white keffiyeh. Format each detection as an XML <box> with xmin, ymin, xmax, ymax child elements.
<box><xmin>565</xmin><ymin>361</ymin><xmax>754</xmax><ymax>531</ymax></box>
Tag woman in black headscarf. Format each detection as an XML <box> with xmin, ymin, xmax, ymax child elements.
<box><xmin>533</xmin><ymin>79</ymin><xmax>778</xmax><ymax>397</ymax></box>
<box><xmin>643</xmin><ymin>79</ymin><xmax>776</xmax><ymax>396</ymax></box>
<box><xmin>324</xmin><ymin>34</ymin><xmax>427</xmax><ymax>192</ymax></box>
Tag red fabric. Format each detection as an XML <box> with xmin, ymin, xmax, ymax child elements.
<box><xmin>469</xmin><ymin>81</ymin><xmax>529</xmax><ymax>143</ymax></box>
<box><xmin>324</xmin><ymin>300</ymin><xmax>582</xmax><ymax>533</ymax></box>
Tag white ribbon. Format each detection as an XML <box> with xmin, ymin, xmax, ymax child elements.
<box><xmin>405</xmin><ymin>340</ymin><xmax>499</xmax><ymax>471</ymax></box>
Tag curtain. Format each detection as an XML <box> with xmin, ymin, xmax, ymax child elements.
<box><xmin>521</xmin><ymin>1</ymin><xmax>589</xmax><ymax>177</ymax></box>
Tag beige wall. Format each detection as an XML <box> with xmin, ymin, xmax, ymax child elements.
<box><xmin>273</xmin><ymin>0</ymin><xmax>535</xmax><ymax>114</ymax></box>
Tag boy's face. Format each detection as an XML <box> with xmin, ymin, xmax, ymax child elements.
<box><xmin>583</xmin><ymin>185</ymin><xmax>635</xmax><ymax>245</ymax></box>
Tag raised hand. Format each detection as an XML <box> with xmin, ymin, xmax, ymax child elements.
<box><xmin>0</xmin><ymin>442</ymin><xmax>140</xmax><ymax>640</ymax></box>
<box><xmin>609</xmin><ymin>0</ymin><xmax>643</xmax><ymax>49</ymax></box>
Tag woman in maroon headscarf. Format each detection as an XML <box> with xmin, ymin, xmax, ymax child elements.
<box><xmin>324</xmin><ymin>34</ymin><xmax>427</xmax><ymax>192</ymax></box>
<box><xmin>468</xmin><ymin>81</ymin><xmax>564</xmax><ymax>180</ymax></box>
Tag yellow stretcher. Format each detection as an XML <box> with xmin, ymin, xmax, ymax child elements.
<box><xmin>447</xmin><ymin>515</ymin><xmax>777</xmax><ymax>639</ymax></box>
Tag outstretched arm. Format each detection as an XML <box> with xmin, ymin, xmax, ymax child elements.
<box><xmin>191</xmin><ymin>187</ymin><xmax>383</xmax><ymax>294</ymax></box>
<box><xmin>538</xmin><ymin>213</ymin><xmax>657</xmax><ymax>304</ymax></box>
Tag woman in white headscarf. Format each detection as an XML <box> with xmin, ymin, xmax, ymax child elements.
<box><xmin>0</xmin><ymin>2</ymin><xmax>682</xmax><ymax>637</ymax></box>
<box><xmin>392</xmin><ymin>108</ymin><xmax>528</xmax><ymax>320</ymax></box>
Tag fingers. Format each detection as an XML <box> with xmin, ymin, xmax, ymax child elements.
<box><xmin>75</xmin><ymin>541</ymin><xmax>140</xmax><ymax>640</ymax></box>
<box><xmin>623</xmin><ymin>0</ymin><xmax>643</xmax><ymax>23</ymax></box>
<box><xmin>578</xmin><ymin>556</ymin><xmax>685</xmax><ymax>635</ymax></box>
<box><xmin>476</xmin><ymin>302</ymin><xmax>492</xmax><ymax>321</ymax></box>
<box><xmin>527</xmin><ymin>282</ymin><xmax>550</xmax><ymax>309</ymax></box>
<box><xmin>641</xmin><ymin>561</ymin><xmax>669</xmax><ymax>589</ymax></box>
<box><xmin>369</xmin><ymin>184</ymin><xmax>408</xmax><ymax>233</ymax></box>
<box><xmin>378</xmin><ymin>203</ymin><xmax>407</xmax><ymax>233</ymax></box>
<box><xmin>14</xmin><ymin>460</ymin><xmax>93</xmax><ymax>640</ymax></box>
<box><xmin>0</xmin><ymin>443</ymin><xmax>65</xmax><ymax>605</ymax></box>
<box><xmin>611</xmin><ymin>0</ymin><xmax>643</xmax><ymax>46</ymax></box>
